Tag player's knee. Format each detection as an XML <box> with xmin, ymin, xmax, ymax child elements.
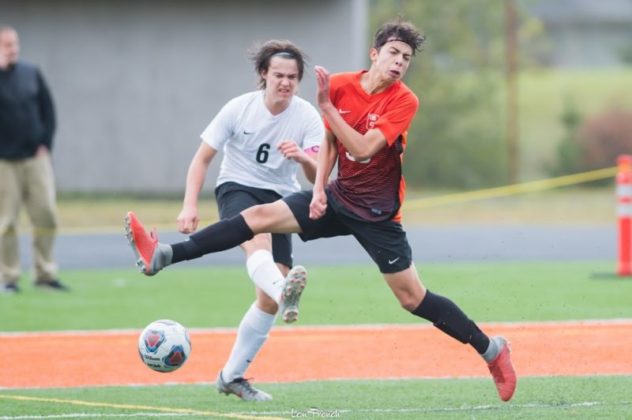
<box><xmin>242</xmin><ymin>204</ymin><xmax>270</xmax><ymax>232</ymax></box>
<box><xmin>398</xmin><ymin>295</ymin><xmax>421</xmax><ymax>312</ymax></box>
<box><xmin>243</xmin><ymin>202</ymin><xmax>285</xmax><ymax>233</ymax></box>
<box><xmin>243</xmin><ymin>234</ymin><xmax>272</xmax><ymax>252</ymax></box>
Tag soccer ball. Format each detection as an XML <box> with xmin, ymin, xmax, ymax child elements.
<box><xmin>138</xmin><ymin>319</ymin><xmax>191</xmax><ymax>372</ymax></box>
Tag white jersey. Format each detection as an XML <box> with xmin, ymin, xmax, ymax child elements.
<box><xmin>201</xmin><ymin>91</ymin><xmax>324</xmax><ymax>197</ymax></box>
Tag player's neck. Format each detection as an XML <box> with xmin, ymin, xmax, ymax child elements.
<box><xmin>263</xmin><ymin>95</ymin><xmax>291</xmax><ymax>116</ymax></box>
<box><xmin>360</xmin><ymin>70</ymin><xmax>394</xmax><ymax>95</ymax></box>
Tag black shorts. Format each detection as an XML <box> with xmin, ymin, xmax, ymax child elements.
<box><xmin>215</xmin><ymin>181</ymin><xmax>293</xmax><ymax>268</ymax></box>
<box><xmin>283</xmin><ymin>189</ymin><xmax>412</xmax><ymax>274</ymax></box>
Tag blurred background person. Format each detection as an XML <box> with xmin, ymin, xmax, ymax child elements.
<box><xmin>0</xmin><ymin>26</ymin><xmax>68</xmax><ymax>293</ymax></box>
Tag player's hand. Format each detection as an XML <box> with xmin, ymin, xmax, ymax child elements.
<box><xmin>0</xmin><ymin>51</ymin><xmax>9</xmax><ymax>70</ymax></box>
<box><xmin>177</xmin><ymin>206</ymin><xmax>199</xmax><ymax>234</ymax></box>
<box><xmin>35</xmin><ymin>145</ymin><xmax>49</xmax><ymax>157</ymax></box>
<box><xmin>309</xmin><ymin>187</ymin><xmax>327</xmax><ymax>220</ymax></box>
<box><xmin>278</xmin><ymin>140</ymin><xmax>307</xmax><ymax>163</ymax></box>
<box><xmin>314</xmin><ymin>65</ymin><xmax>333</xmax><ymax>110</ymax></box>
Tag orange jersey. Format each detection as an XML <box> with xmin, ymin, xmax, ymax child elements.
<box><xmin>325</xmin><ymin>71</ymin><xmax>418</xmax><ymax>222</ymax></box>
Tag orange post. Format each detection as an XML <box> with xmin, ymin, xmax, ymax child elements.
<box><xmin>617</xmin><ymin>155</ymin><xmax>632</xmax><ymax>276</ymax></box>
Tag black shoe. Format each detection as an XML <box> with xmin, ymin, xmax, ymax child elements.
<box><xmin>1</xmin><ymin>283</ymin><xmax>20</xmax><ymax>294</ymax></box>
<box><xmin>34</xmin><ymin>279</ymin><xmax>70</xmax><ymax>291</ymax></box>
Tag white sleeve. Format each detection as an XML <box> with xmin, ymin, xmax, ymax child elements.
<box><xmin>200</xmin><ymin>98</ymin><xmax>238</xmax><ymax>150</ymax></box>
<box><xmin>301</xmin><ymin>105</ymin><xmax>325</xmax><ymax>150</ymax></box>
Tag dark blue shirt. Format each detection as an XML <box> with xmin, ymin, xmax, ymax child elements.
<box><xmin>0</xmin><ymin>61</ymin><xmax>56</xmax><ymax>160</ymax></box>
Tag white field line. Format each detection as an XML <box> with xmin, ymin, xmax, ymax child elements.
<box><xmin>245</xmin><ymin>400</ymin><xmax>631</xmax><ymax>416</ymax></box>
<box><xmin>2</xmin><ymin>318</ymin><xmax>632</xmax><ymax>337</ymax></box>
<box><xmin>1</xmin><ymin>400</ymin><xmax>629</xmax><ymax>419</ymax></box>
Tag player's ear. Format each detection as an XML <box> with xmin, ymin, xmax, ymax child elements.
<box><xmin>369</xmin><ymin>47</ymin><xmax>379</xmax><ymax>62</ymax></box>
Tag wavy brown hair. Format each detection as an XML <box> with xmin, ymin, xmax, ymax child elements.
<box><xmin>250</xmin><ymin>40</ymin><xmax>307</xmax><ymax>89</ymax></box>
<box><xmin>374</xmin><ymin>18</ymin><xmax>426</xmax><ymax>55</ymax></box>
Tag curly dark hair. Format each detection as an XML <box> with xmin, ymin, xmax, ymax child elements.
<box><xmin>373</xmin><ymin>18</ymin><xmax>426</xmax><ymax>55</ymax></box>
<box><xmin>250</xmin><ymin>40</ymin><xmax>307</xmax><ymax>89</ymax></box>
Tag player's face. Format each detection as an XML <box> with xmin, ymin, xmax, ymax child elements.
<box><xmin>371</xmin><ymin>40</ymin><xmax>413</xmax><ymax>82</ymax></box>
<box><xmin>0</xmin><ymin>29</ymin><xmax>20</xmax><ymax>65</ymax></box>
<box><xmin>262</xmin><ymin>56</ymin><xmax>299</xmax><ymax>106</ymax></box>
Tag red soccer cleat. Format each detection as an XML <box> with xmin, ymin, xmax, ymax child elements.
<box><xmin>487</xmin><ymin>337</ymin><xmax>517</xmax><ymax>402</ymax></box>
<box><xmin>124</xmin><ymin>211</ymin><xmax>159</xmax><ymax>275</ymax></box>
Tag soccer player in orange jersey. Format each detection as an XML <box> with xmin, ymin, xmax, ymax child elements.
<box><xmin>126</xmin><ymin>19</ymin><xmax>517</xmax><ymax>402</ymax></box>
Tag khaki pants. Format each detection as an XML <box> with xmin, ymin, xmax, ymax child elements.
<box><xmin>0</xmin><ymin>155</ymin><xmax>59</xmax><ymax>284</ymax></box>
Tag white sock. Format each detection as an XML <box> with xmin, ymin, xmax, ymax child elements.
<box><xmin>246</xmin><ymin>250</ymin><xmax>285</xmax><ymax>304</ymax></box>
<box><xmin>482</xmin><ymin>336</ymin><xmax>503</xmax><ymax>363</ymax></box>
<box><xmin>222</xmin><ymin>303</ymin><xmax>276</xmax><ymax>381</ymax></box>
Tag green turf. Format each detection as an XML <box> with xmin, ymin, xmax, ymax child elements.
<box><xmin>2</xmin><ymin>262</ymin><xmax>631</xmax><ymax>419</ymax></box>
<box><xmin>1</xmin><ymin>261</ymin><xmax>631</xmax><ymax>332</ymax></box>
<box><xmin>1</xmin><ymin>376</ymin><xmax>631</xmax><ymax>419</ymax></box>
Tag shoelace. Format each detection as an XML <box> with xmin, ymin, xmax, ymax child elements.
<box><xmin>232</xmin><ymin>377</ymin><xmax>259</xmax><ymax>397</ymax></box>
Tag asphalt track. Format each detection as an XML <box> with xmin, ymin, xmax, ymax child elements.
<box><xmin>17</xmin><ymin>224</ymin><xmax>615</xmax><ymax>270</ymax></box>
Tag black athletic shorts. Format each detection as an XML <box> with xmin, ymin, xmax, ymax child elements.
<box><xmin>283</xmin><ymin>189</ymin><xmax>412</xmax><ymax>274</ymax></box>
<box><xmin>215</xmin><ymin>181</ymin><xmax>293</xmax><ymax>268</ymax></box>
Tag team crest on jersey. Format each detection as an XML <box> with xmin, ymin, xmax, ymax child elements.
<box><xmin>366</xmin><ymin>113</ymin><xmax>379</xmax><ymax>130</ymax></box>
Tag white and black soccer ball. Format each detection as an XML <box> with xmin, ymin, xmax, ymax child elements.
<box><xmin>138</xmin><ymin>319</ymin><xmax>191</xmax><ymax>372</ymax></box>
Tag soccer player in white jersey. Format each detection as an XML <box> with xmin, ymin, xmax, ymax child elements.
<box><xmin>175</xmin><ymin>40</ymin><xmax>323</xmax><ymax>401</ymax></box>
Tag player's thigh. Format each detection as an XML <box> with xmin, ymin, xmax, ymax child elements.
<box><xmin>243</xmin><ymin>199</ymin><xmax>301</xmax><ymax>234</ymax></box>
<box><xmin>216</xmin><ymin>182</ymin><xmax>282</xmax><ymax>255</ymax></box>
<box><xmin>350</xmin><ymin>219</ymin><xmax>413</xmax><ymax>274</ymax></box>
<box><xmin>215</xmin><ymin>182</ymin><xmax>278</xmax><ymax>219</ymax></box>
<box><xmin>283</xmin><ymin>190</ymin><xmax>350</xmax><ymax>240</ymax></box>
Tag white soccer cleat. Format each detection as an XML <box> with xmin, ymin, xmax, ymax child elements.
<box><xmin>216</xmin><ymin>371</ymin><xmax>272</xmax><ymax>402</ymax></box>
<box><xmin>279</xmin><ymin>265</ymin><xmax>307</xmax><ymax>323</ymax></box>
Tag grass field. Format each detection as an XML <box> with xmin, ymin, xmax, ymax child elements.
<box><xmin>1</xmin><ymin>262</ymin><xmax>631</xmax><ymax>331</ymax></box>
<box><xmin>1</xmin><ymin>376</ymin><xmax>631</xmax><ymax>419</ymax></box>
<box><xmin>1</xmin><ymin>261</ymin><xmax>632</xmax><ymax>418</ymax></box>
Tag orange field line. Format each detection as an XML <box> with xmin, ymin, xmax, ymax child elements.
<box><xmin>1</xmin><ymin>321</ymin><xmax>631</xmax><ymax>389</ymax></box>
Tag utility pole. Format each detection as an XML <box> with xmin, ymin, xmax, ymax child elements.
<box><xmin>505</xmin><ymin>0</ymin><xmax>519</xmax><ymax>184</ymax></box>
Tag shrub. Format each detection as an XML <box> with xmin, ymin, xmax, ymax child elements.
<box><xmin>578</xmin><ymin>109</ymin><xmax>632</xmax><ymax>171</ymax></box>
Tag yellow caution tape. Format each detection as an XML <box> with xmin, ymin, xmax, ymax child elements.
<box><xmin>404</xmin><ymin>166</ymin><xmax>617</xmax><ymax>210</ymax></box>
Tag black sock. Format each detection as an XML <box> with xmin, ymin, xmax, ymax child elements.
<box><xmin>411</xmin><ymin>290</ymin><xmax>490</xmax><ymax>354</ymax></box>
<box><xmin>171</xmin><ymin>214</ymin><xmax>254</xmax><ymax>263</ymax></box>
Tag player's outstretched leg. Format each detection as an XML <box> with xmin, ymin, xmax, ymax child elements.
<box><xmin>216</xmin><ymin>370</ymin><xmax>272</xmax><ymax>402</ymax></box>
<box><xmin>279</xmin><ymin>265</ymin><xmax>307</xmax><ymax>323</ymax></box>
<box><xmin>124</xmin><ymin>211</ymin><xmax>172</xmax><ymax>276</ymax></box>
<box><xmin>486</xmin><ymin>336</ymin><xmax>517</xmax><ymax>401</ymax></box>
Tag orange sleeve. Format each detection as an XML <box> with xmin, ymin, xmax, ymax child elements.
<box><xmin>374</xmin><ymin>92</ymin><xmax>419</xmax><ymax>146</ymax></box>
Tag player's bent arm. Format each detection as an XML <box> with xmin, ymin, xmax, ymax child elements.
<box><xmin>314</xmin><ymin>66</ymin><xmax>386</xmax><ymax>161</ymax></box>
<box><xmin>277</xmin><ymin>140</ymin><xmax>319</xmax><ymax>184</ymax></box>
<box><xmin>309</xmin><ymin>134</ymin><xmax>335</xmax><ymax>220</ymax></box>
<box><xmin>320</xmin><ymin>103</ymin><xmax>387</xmax><ymax>161</ymax></box>
<box><xmin>300</xmin><ymin>147</ymin><xmax>319</xmax><ymax>184</ymax></box>
<box><xmin>178</xmin><ymin>143</ymin><xmax>217</xmax><ymax>233</ymax></box>
<box><xmin>314</xmin><ymin>131</ymin><xmax>337</xmax><ymax>191</ymax></box>
<box><xmin>182</xmin><ymin>142</ymin><xmax>217</xmax><ymax>208</ymax></box>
